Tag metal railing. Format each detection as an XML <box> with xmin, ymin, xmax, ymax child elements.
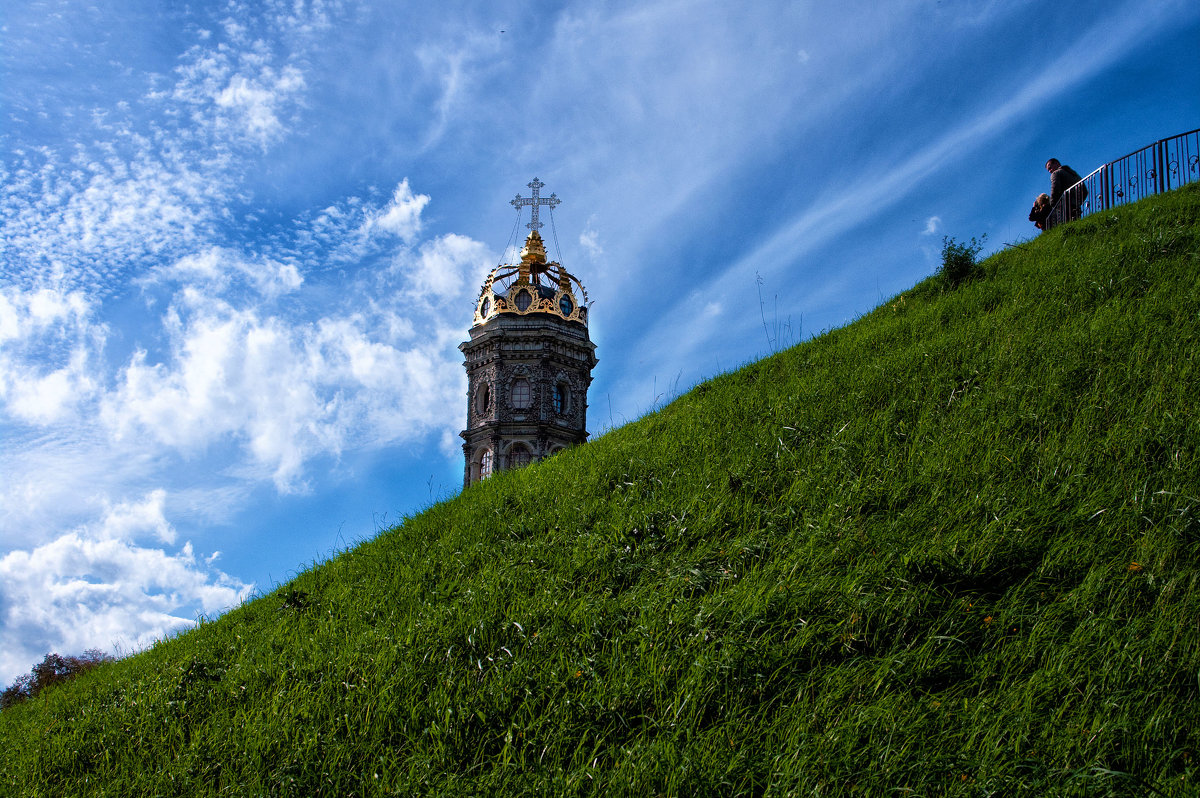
<box><xmin>1046</xmin><ymin>127</ymin><xmax>1200</xmax><ymax>229</ymax></box>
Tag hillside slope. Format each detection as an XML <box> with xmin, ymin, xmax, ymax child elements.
<box><xmin>3</xmin><ymin>185</ymin><xmax>1200</xmax><ymax>796</ymax></box>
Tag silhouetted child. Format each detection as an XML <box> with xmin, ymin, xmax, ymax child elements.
<box><xmin>1029</xmin><ymin>193</ymin><xmax>1052</xmax><ymax>231</ymax></box>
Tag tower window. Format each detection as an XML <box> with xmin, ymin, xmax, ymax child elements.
<box><xmin>510</xmin><ymin>444</ymin><xmax>532</xmax><ymax>468</ymax></box>
<box><xmin>554</xmin><ymin>383</ymin><xmax>569</xmax><ymax>414</ymax></box>
<box><xmin>511</xmin><ymin>379</ymin><xmax>531</xmax><ymax>409</ymax></box>
<box><xmin>475</xmin><ymin>383</ymin><xmax>492</xmax><ymax>414</ymax></box>
<box><xmin>514</xmin><ymin>289</ymin><xmax>532</xmax><ymax>311</ymax></box>
<box><xmin>479</xmin><ymin>449</ymin><xmax>493</xmax><ymax>480</ymax></box>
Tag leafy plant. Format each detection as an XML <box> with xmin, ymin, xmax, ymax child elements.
<box><xmin>1</xmin><ymin>650</ymin><xmax>113</xmax><ymax>710</ymax></box>
<box><xmin>939</xmin><ymin>233</ymin><xmax>987</xmax><ymax>287</ymax></box>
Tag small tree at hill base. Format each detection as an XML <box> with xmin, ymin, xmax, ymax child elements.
<box><xmin>1</xmin><ymin>650</ymin><xmax>113</xmax><ymax>710</ymax></box>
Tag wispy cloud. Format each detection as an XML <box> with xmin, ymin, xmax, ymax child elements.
<box><xmin>579</xmin><ymin>217</ymin><xmax>604</xmax><ymax>261</ymax></box>
<box><xmin>0</xmin><ymin>1</ymin><xmax>335</xmax><ymax>299</ymax></box>
<box><xmin>145</xmin><ymin>248</ymin><xmax>304</xmax><ymax>299</ymax></box>
<box><xmin>591</xmin><ymin>0</ymin><xmax>1194</xmax><ymax>419</ymax></box>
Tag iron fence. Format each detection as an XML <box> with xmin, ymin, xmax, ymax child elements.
<box><xmin>1046</xmin><ymin>127</ymin><xmax>1200</xmax><ymax>229</ymax></box>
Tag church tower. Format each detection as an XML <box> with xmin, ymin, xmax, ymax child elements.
<box><xmin>460</xmin><ymin>178</ymin><xmax>597</xmax><ymax>486</ymax></box>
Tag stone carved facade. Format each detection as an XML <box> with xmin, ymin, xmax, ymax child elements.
<box><xmin>460</xmin><ymin>223</ymin><xmax>596</xmax><ymax>487</ymax></box>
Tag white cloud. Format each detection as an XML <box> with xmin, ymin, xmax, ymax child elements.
<box><xmin>23</xmin><ymin>288</ymin><xmax>93</xmax><ymax>330</ymax></box>
<box><xmin>359</xmin><ymin>180</ymin><xmax>431</xmax><ymax>243</ymax></box>
<box><xmin>100</xmin><ymin>224</ymin><xmax>486</xmax><ymax>492</ymax></box>
<box><xmin>155</xmin><ymin>249</ymin><xmax>228</xmax><ymax>286</ymax></box>
<box><xmin>213</xmin><ymin>65</ymin><xmax>307</xmax><ymax>148</ymax></box>
<box><xmin>923</xmin><ymin>215</ymin><xmax>942</xmax><ymax>235</ymax></box>
<box><xmin>149</xmin><ymin>247</ymin><xmax>304</xmax><ymax>300</ymax></box>
<box><xmin>6</xmin><ymin>368</ymin><xmax>81</xmax><ymax>425</ymax></box>
<box><xmin>579</xmin><ymin>218</ymin><xmax>603</xmax><ymax>261</ymax></box>
<box><xmin>102</xmin><ymin>304</ymin><xmax>323</xmax><ymax>490</ymax></box>
<box><xmin>0</xmin><ymin>286</ymin><xmax>105</xmax><ymax>425</ymax></box>
<box><xmin>167</xmin><ymin>18</ymin><xmax>312</xmax><ymax>150</ymax></box>
<box><xmin>0</xmin><ymin>491</ymin><xmax>251</xmax><ymax>687</ymax></box>
<box><xmin>399</xmin><ymin>232</ymin><xmax>490</xmax><ymax>302</ymax></box>
<box><xmin>100</xmin><ymin>490</ymin><xmax>175</xmax><ymax>544</ymax></box>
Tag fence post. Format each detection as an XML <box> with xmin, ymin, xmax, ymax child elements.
<box><xmin>1158</xmin><ymin>139</ymin><xmax>1168</xmax><ymax>194</ymax></box>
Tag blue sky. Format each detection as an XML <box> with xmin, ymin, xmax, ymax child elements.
<box><xmin>1</xmin><ymin>0</ymin><xmax>1197</xmax><ymax>684</ymax></box>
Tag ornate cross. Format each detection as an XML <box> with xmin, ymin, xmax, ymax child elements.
<box><xmin>510</xmin><ymin>177</ymin><xmax>561</xmax><ymax>231</ymax></box>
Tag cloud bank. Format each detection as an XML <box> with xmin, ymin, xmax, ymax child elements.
<box><xmin>0</xmin><ymin>1</ymin><xmax>489</xmax><ymax>684</ymax></box>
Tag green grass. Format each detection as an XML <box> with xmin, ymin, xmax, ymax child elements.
<box><xmin>4</xmin><ymin>184</ymin><xmax>1200</xmax><ymax>796</ymax></box>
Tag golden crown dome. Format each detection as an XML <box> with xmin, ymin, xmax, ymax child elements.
<box><xmin>473</xmin><ymin>229</ymin><xmax>589</xmax><ymax>327</ymax></box>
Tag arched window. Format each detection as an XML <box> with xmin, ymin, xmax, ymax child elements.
<box><xmin>511</xmin><ymin>379</ymin><xmax>531</xmax><ymax>409</ymax></box>
<box><xmin>509</xmin><ymin>444</ymin><xmax>532</xmax><ymax>469</ymax></box>
<box><xmin>475</xmin><ymin>382</ymin><xmax>492</xmax><ymax>415</ymax></box>
<box><xmin>553</xmin><ymin>383</ymin><xmax>569</xmax><ymax>414</ymax></box>
<box><xmin>479</xmin><ymin>449</ymin><xmax>493</xmax><ymax>480</ymax></box>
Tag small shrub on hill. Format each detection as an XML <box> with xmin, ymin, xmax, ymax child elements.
<box><xmin>939</xmin><ymin>234</ymin><xmax>986</xmax><ymax>287</ymax></box>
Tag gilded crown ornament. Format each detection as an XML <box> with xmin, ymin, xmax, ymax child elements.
<box><xmin>473</xmin><ymin>180</ymin><xmax>589</xmax><ymax>327</ymax></box>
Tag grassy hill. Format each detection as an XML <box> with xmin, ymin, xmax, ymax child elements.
<box><xmin>3</xmin><ymin>185</ymin><xmax>1200</xmax><ymax>796</ymax></box>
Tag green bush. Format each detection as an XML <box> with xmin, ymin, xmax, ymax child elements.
<box><xmin>939</xmin><ymin>233</ymin><xmax>986</xmax><ymax>287</ymax></box>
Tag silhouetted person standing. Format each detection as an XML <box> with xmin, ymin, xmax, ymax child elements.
<box><xmin>1046</xmin><ymin>158</ymin><xmax>1087</xmax><ymax>225</ymax></box>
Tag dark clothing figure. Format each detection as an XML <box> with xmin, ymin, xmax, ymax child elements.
<box><xmin>1029</xmin><ymin>193</ymin><xmax>1052</xmax><ymax>230</ymax></box>
<box><xmin>1047</xmin><ymin>161</ymin><xmax>1088</xmax><ymax>224</ymax></box>
<box><xmin>1049</xmin><ymin>163</ymin><xmax>1084</xmax><ymax>207</ymax></box>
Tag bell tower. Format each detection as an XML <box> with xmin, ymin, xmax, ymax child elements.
<box><xmin>459</xmin><ymin>178</ymin><xmax>597</xmax><ymax>486</ymax></box>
